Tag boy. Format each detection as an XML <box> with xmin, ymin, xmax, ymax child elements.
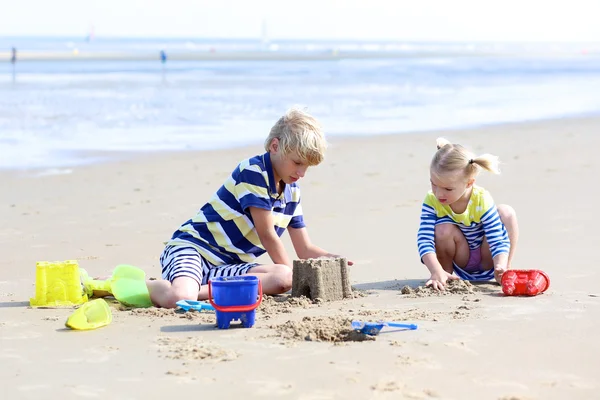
<box><xmin>147</xmin><ymin>107</ymin><xmax>352</xmax><ymax>308</ymax></box>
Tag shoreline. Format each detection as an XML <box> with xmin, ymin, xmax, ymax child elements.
<box><xmin>3</xmin><ymin>113</ymin><xmax>600</xmax><ymax>175</ymax></box>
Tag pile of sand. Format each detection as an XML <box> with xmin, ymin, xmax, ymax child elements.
<box><xmin>401</xmin><ymin>280</ymin><xmax>479</xmax><ymax>297</ymax></box>
<box><xmin>156</xmin><ymin>337</ymin><xmax>237</xmax><ymax>362</ymax></box>
<box><xmin>125</xmin><ymin>307</ymin><xmax>216</xmax><ymax>323</ymax></box>
<box><xmin>351</xmin><ymin>288</ymin><xmax>370</xmax><ymax>297</ymax></box>
<box><xmin>128</xmin><ymin>307</ymin><xmax>177</xmax><ymax>316</ymax></box>
<box><xmin>371</xmin><ymin>381</ymin><xmax>403</xmax><ymax>392</ymax></box>
<box><xmin>353</xmin><ymin>308</ymin><xmax>446</xmax><ymax>322</ymax></box>
<box><xmin>258</xmin><ymin>295</ymin><xmax>317</xmax><ymax>319</ymax></box>
<box><xmin>176</xmin><ymin>310</ymin><xmax>216</xmax><ymax>323</ymax></box>
<box><xmin>271</xmin><ymin>316</ymin><xmax>375</xmax><ymax>342</ymax></box>
<box><xmin>350</xmin><ymin>298</ymin><xmax>480</xmax><ymax>322</ymax></box>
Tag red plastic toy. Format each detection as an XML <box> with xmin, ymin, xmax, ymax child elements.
<box><xmin>501</xmin><ymin>269</ymin><xmax>550</xmax><ymax>296</ymax></box>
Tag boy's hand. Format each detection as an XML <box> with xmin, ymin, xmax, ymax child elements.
<box><xmin>288</xmin><ymin>227</ymin><xmax>353</xmax><ymax>265</ymax></box>
<box><xmin>324</xmin><ymin>254</ymin><xmax>353</xmax><ymax>266</ymax></box>
<box><xmin>426</xmin><ymin>270</ymin><xmax>459</xmax><ymax>291</ymax></box>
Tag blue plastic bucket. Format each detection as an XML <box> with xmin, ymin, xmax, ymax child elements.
<box><xmin>211</xmin><ymin>276</ymin><xmax>259</xmax><ymax>307</ymax></box>
<box><xmin>208</xmin><ymin>276</ymin><xmax>262</xmax><ymax>329</ymax></box>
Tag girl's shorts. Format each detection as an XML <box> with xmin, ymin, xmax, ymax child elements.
<box><xmin>452</xmin><ymin>247</ymin><xmax>494</xmax><ymax>281</ymax></box>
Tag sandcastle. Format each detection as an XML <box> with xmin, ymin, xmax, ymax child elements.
<box><xmin>291</xmin><ymin>257</ymin><xmax>352</xmax><ymax>301</ymax></box>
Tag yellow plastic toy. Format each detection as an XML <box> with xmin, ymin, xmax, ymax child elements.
<box><xmin>65</xmin><ymin>298</ymin><xmax>112</xmax><ymax>330</ymax></box>
<box><xmin>30</xmin><ymin>260</ymin><xmax>88</xmax><ymax>307</ymax></box>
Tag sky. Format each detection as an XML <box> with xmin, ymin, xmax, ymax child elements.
<box><xmin>1</xmin><ymin>0</ymin><xmax>599</xmax><ymax>42</ymax></box>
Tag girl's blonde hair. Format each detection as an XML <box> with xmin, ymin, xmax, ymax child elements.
<box><xmin>264</xmin><ymin>107</ymin><xmax>327</xmax><ymax>166</ymax></box>
<box><xmin>431</xmin><ymin>137</ymin><xmax>500</xmax><ymax>179</ymax></box>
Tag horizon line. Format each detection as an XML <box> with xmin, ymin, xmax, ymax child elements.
<box><xmin>2</xmin><ymin>34</ymin><xmax>600</xmax><ymax>45</ymax></box>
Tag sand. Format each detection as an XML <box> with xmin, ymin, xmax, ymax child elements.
<box><xmin>1</xmin><ymin>116</ymin><xmax>600</xmax><ymax>399</ymax></box>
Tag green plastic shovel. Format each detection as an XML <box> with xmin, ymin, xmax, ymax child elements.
<box><xmin>82</xmin><ymin>264</ymin><xmax>153</xmax><ymax>308</ymax></box>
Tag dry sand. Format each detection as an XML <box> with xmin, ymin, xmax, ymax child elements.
<box><xmin>1</xmin><ymin>116</ymin><xmax>600</xmax><ymax>399</ymax></box>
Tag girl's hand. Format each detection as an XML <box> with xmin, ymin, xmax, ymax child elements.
<box><xmin>494</xmin><ymin>264</ymin><xmax>508</xmax><ymax>283</ymax></box>
<box><xmin>494</xmin><ymin>263</ymin><xmax>508</xmax><ymax>274</ymax></box>
<box><xmin>426</xmin><ymin>270</ymin><xmax>459</xmax><ymax>290</ymax></box>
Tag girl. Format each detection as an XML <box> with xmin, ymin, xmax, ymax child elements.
<box><xmin>417</xmin><ymin>138</ymin><xmax>518</xmax><ymax>290</ymax></box>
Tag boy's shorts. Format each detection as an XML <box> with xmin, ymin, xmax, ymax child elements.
<box><xmin>452</xmin><ymin>246</ymin><xmax>495</xmax><ymax>281</ymax></box>
<box><xmin>160</xmin><ymin>245</ymin><xmax>258</xmax><ymax>286</ymax></box>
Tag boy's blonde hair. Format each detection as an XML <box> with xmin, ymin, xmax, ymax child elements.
<box><xmin>431</xmin><ymin>137</ymin><xmax>500</xmax><ymax>179</ymax></box>
<box><xmin>264</xmin><ymin>107</ymin><xmax>327</xmax><ymax>166</ymax></box>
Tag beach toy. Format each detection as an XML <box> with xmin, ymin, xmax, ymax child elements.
<box><xmin>501</xmin><ymin>269</ymin><xmax>550</xmax><ymax>296</ymax></box>
<box><xmin>208</xmin><ymin>276</ymin><xmax>263</xmax><ymax>329</ymax></box>
<box><xmin>65</xmin><ymin>299</ymin><xmax>112</xmax><ymax>330</ymax></box>
<box><xmin>351</xmin><ymin>320</ymin><xmax>418</xmax><ymax>336</ymax></box>
<box><xmin>30</xmin><ymin>260</ymin><xmax>88</xmax><ymax>307</ymax></box>
<box><xmin>176</xmin><ymin>300</ymin><xmax>215</xmax><ymax>312</ymax></box>
<box><xmin>81</xmin><ymin>264</ymin><xmax>153</xmax><ymax>308</ymax></box>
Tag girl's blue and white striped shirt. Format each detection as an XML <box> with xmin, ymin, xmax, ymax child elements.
<box><xmin>417</xmin><ymin>185</ymin><xmax>510</xmax><ymax>261</ymax></box>
<box><xmin>167</xmin><ymin>152</ymin><xmax>305</xmax><ymax>266</ymax></box>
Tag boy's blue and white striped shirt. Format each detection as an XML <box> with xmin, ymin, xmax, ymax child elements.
<box><xmin>167</xmin><ymin>152</ymin><xmax>305</xmax><ymax>265</ymax></box>
<box><xmin>417</xmin><ymin>185</ymin><xmax>510</xmax><ymax>261</ymax></box>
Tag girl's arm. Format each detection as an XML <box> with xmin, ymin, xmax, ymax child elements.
<box><xmin>421</xmin><ymin>253</ymin><xmax>445</xmax><ymax>276</ymax></box>
<box><xmin>417</xmin><ymin>202</ymin><xmax>438</xmax><ymax>264</ymax></box>
<box><xmin>418</xmin><ymin>202</ymin><xmax>458</xmax><ymax>289</ymax></box>
<box><xmin>481</xmin><ymin>205</ymin><xmax>510</xmax><ymax>273</ymax></box>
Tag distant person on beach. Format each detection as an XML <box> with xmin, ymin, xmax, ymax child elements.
<box><xmin>11</xmin><ymin>47</ymin><xmax>16</xmax><ymax>64</ymax></box>
<box><xmin>89</xmin><ymin>107</ymin><xmax>352</xmax><ymax>308</ymax></box>
<box><xmin>160</xmin><ymin>50</ymin><xmax>167</xmax><ymax>63</ymax></box>
<box><xmin>416</xmin><ymin>138</ymin><xmax>519</xmax><ymax>290</ymax></box>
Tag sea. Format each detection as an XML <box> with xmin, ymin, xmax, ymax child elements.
<box><xmin>1</xmin><ymin>36</ymin><xmax>600</xmax><ymax>170</ymax></box>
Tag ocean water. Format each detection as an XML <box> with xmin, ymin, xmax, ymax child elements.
<box><xmin>1</xmin><ymin>37</ymin><xmax>600</xmax><ymax>170</ymax></box>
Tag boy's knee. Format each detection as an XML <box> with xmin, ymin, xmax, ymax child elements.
<box><xmin>434</xmin><ymin>223</ymin><xmax>458</xmax><ymax>240</ymax></box>
<box><xmin>497</xmin><ymin>204</ymin><xmax>517</xmax><ymax>223</ymax></box>
<box><xmin>272</xmin><ymin>266</ymin><xmax>293</xmax><ymax>294</ymax></box>
<box><xmin>161</xmin><ymin>282</ymin><xmax>199</xmax><ymax>309</ymax></box>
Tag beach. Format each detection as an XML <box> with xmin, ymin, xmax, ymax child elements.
<box><xmin>1</xmin><ymin>115</ymin><xmax>599</xmax><ymax>399</ymax></box>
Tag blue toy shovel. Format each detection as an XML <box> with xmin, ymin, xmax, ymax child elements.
<box><xmin>352</xmin><ymin>320</ymin><xmax>418</xmax><ymax>336</ymax></box>
<box><xmin>176</xmin><ymin>300</ymin><xmax>215</xmax><ymax>312</ymax></box>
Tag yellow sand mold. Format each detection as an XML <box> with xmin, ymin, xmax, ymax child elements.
<box><xmin>30</xmin><ymin>260</ymin><xmax>88</xmax><ymax>307</ymax></box>
<box><xmin>65</xmin><ymin>299</ymin><xmax>112</xmax><ymax>330</ymax></box>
